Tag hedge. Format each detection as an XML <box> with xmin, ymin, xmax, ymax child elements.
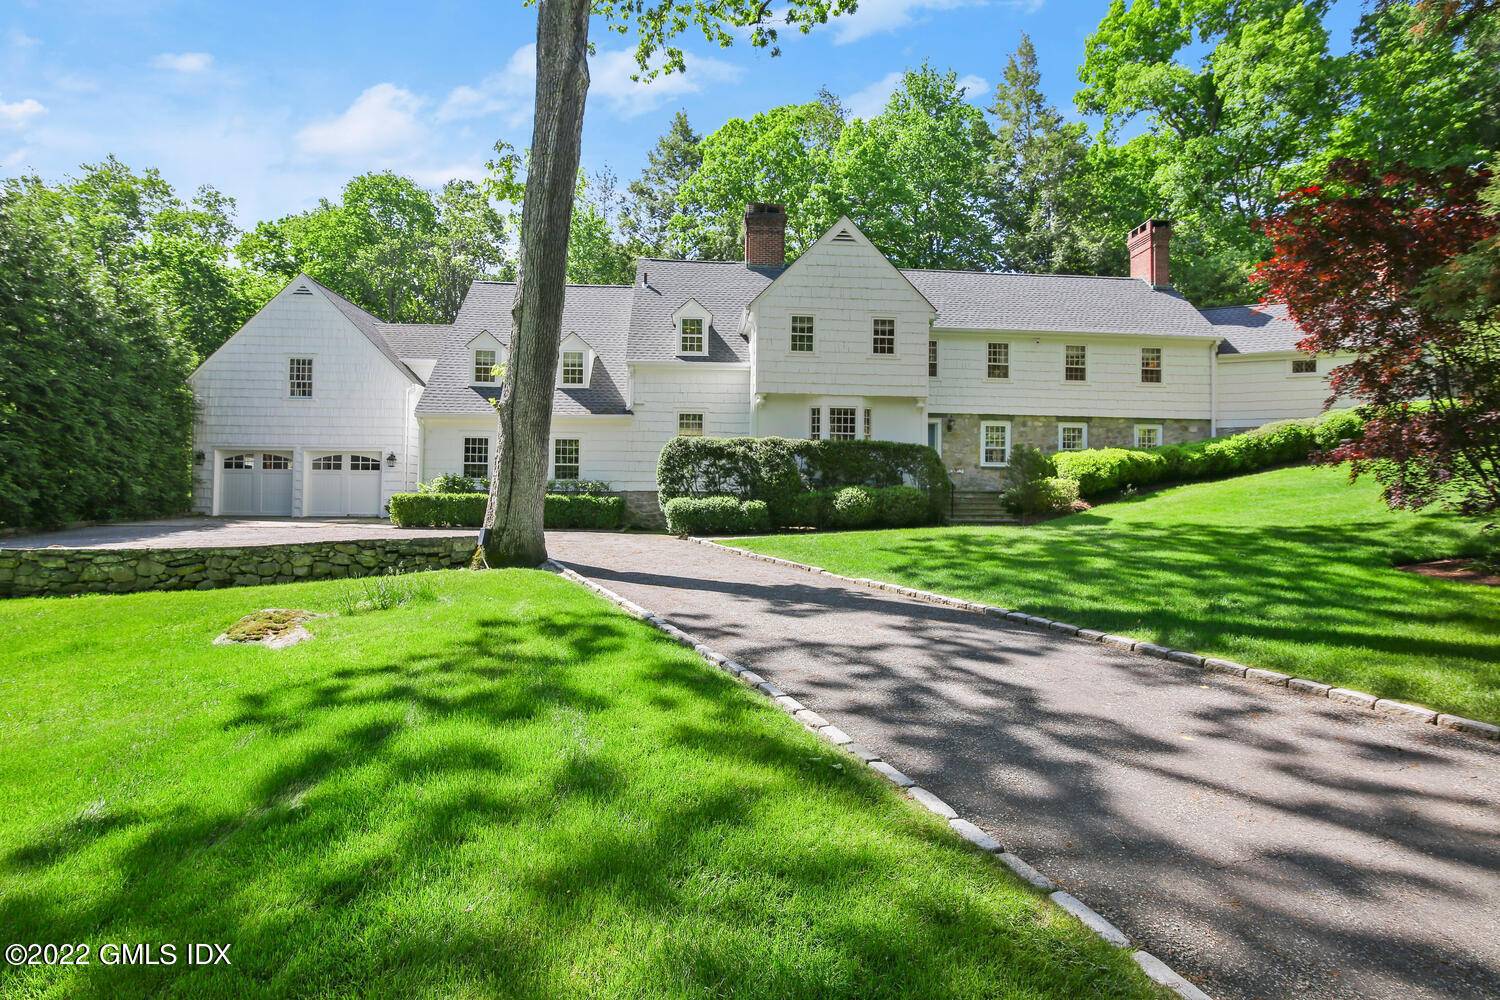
<box><xmin>657</xmin><ymin>436</ymin><xmax>951</xmax><ymax>527</ymax></box>
<box><xmin>1052</xmin><ymin>409</ymin><xmax>1365</xmax><ymax>498</ymax></box>
<box><xmin>663</xmin><ymin>496</ymin><xmax>772</xmax><ymax>535</ymax></box>
<box><xmin>389</xmin><ymin>492</ymin><xmax>624</xmax><ymax>530</ymax></box>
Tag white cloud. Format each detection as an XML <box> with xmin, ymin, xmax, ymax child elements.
<box><xmin>1</xmin><ymin>147</ymin><xmax>30</xmax><ymax>170</ymax></box>
<box><xmin>296</xmin><ymin>83</ymin><xmax>426</xmax><ymax>159</ymax></box>
<box><xmin>8</xmin><ymin>28</ymin><xmax>39</xmax><ymax>48</ymax></box>
<box><xmin>439</xmin><ymin>43</ymin><xmax>742</xmax><ymax>127</ymax></box>
<box><xmin>956</xmin><ymin>74</ymin><xmax>991</xmax><ymax>100</ymax></box>
<box><xmin>151</xmin><ymin>51</ymin><xmax>213</xmax><ymax>73</ymax></box>
<box><xmin>832</xmin><ymin>0</ymin><xmax>1042</xmax><ymax>44</ymax></box>
<box><xmin>0</xmin><ymin>96</ymin><xmax>45</xmax><ymax>129</ymax></box>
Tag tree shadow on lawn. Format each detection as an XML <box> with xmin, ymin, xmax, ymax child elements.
<box><xmin>0</xmin><ymin>596</ymin><xmax>1152</xmax><ymax>1000</ymax></box>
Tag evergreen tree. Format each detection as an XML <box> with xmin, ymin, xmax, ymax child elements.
<box><xmin>621</xmin><ymin>111</ymin><xmax>703</xmax><ymax>257</ymax></box>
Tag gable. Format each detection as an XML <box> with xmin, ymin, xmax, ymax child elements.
<box><xmin>748</xmin><ymin>217</ymin><xmax>937</xmax><ymax>317</ymax></box>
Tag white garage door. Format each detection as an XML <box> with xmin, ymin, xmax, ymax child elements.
<box><xmin>307</xmin><ymin>453</ymin><xmax>383</xmax><ymax>516</ymax></box>
<box><xmin>219</xmin><ymin>452</ymin><xmax>294</xmax><ymax>516</ymax></box>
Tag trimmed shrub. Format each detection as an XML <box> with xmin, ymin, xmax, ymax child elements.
<box><xmin>544</xmin><ymin>493</ymin><xmax>624</xmax><ymax>529</ymax></box>
<box><xmin>1053</xmin><ymin>448</ymin><xmax>1169</xmax><ymax>496</ymax></box>
<box><xmin>829</xmin><ymin>486</ymin><xmax>879</xmax><ymax>529</ymax></box>
<box><xmin>1001</xmin><ymin>445</ymin><xmax>1063</xmax><ymax>516</ymax></box>
<box><xmin>783</xmin><ymin>489</ymin><xmax>833</xmax><ymax>529</ymax></box>
<box><xmin>875</xmin><ymin>485</ymin><xmax>929</xmax><ymax>527</ymax></box>
<box><xmin>656</xmin><ymin>436</ymin><xmax>950</xmax><ymax>527</ymax></box>
<box><xmin>548</xmin><ymin>478</ymin><xmax>614</xmax><ymax>495</ymax></box>
<box><xmin>419</xmin><ymin>473</ymin><xmax>485</xmax><ymax>494</ymax></box>
<box><xmin>663</xmin><ymin>496</ymin><xmax>771</xmax><ymax>535</ymax></box>
<box><xmin>389</xmin><ymin>492</ymin><xmax>486</xmax><ymax>528</ymax></box>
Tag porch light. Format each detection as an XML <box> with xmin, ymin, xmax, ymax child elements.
<box><xmin>385</xmin><ymin>452</ymin><xmax>397</xmax><ymax>468</ymax></box>
<box><xmin>194</xmin><ymin>451</ymin><xmax>205</xmax><ymax>466</ymax></box>
<box><xmin>945</xmin><ymin>417</ymin><xmax>955</xmax><ymax>433</ymax></box>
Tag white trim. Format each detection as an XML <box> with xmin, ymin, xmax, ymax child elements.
<box><xmin>979</xmin><ymin>420</ymin><xmax>1012</xmax><ymax>467</ymax></box>
<box><xmin>1133</xmin><ymin>424</ymin><xmax>1164</xmax><ymax>449</ymax></box>
<box><xmin>1057</xmin><ymin>422</ymin><xmax>1089</xmax><ymax>452</ymax></box>
<box><xmin>676</xmin><ymin>411</ymin><xmax>706</xmax><ymax>437</ymax></box>
<box><xmin>927</xmin><ymin>418</ymin><xmax>943</xmax><ymax>456</ymax></box>
<box><xmin>789</xmin><ymin>311</ymin><xmax>817</xmax><ymax>355</ymax></box>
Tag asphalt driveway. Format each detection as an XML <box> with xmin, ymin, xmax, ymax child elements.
<box><xmin>546</xmin><ymin>530</ymin><xmax>1500</xmax><ymax>1000</ymax></box>
<box><xmin>0</xmin><ymin>517</ymin><xmax>474</xmax><ymax>550</ymax></box>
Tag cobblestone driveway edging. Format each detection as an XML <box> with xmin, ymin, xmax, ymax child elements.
<box><xmin>543</xmin><ymin>558</ymin><xmax>1214</xmax><ymax>1000</ymax></box>
<box><xmin>693</xmin><ymin>538</ymin><xmax>1500</xmax><ymax>743</ymax></box>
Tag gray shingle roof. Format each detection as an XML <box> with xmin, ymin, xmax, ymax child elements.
<box><xmin>415</xmin><ymin>281</ymin><xmax>635</xmax><ymax>417</ymax></box>
<box><xmin>300</xmin><ymin>274</ymin><xmax>423</xmax><ymax>384</ymax></box>
<box><xmin>1202</xmin><ymin>303</ymin><xmax>1308</xmax><ymax>355</ymax></box>
<box><xmin>902</xmin><ymin>269</ymin><xmax>1217</xmax><ymax>337</ymax></box>
<box><xmin>627</xmin><ymin>259</ymin><xmax>782</xmax><ymax>363</ymax></box>
<box><xmin>377</xmin><ymin>322</ymin><xmax>452</xmax><ymax>359</ymax></box>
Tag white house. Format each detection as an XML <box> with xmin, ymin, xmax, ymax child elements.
<box><xmin>190</xmin><ymin>205</ymin><xmax>1349</xmax><ymax>521</ymax></box>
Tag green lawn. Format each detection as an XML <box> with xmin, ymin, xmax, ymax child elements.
<box><xmin>0</xmin><ymin>570</ymin><xmax>1162</xmax><ymax>1000</ymax></box>
<box><xmin>730</xmin><ymin>465</ymin><xmax>1500</xmax><ymax>723</ymax></box>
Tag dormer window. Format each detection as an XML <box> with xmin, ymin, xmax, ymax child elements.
<box><xmin>561</xmin><ymin>350</ymin><xmax>585</xmax><ymax>386</ymax></box>
<box><xmin>473</xmin><ymin>349</ymin><xmax>497</xmax><ymax>383</ymax></box>
<box><xmin>680</xmin><ymin>317</ymin><xmax>704</xmax><ymax>354</ymax></box>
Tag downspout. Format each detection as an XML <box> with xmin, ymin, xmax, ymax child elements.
<box><xmin>1209</xmin><ymin>339</ymin><xmax>1220</xmax><ymax>437</ymax></box>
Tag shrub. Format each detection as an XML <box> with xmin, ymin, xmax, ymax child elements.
<box><xmin>388</xmin><ymin>492</ymin><xmax>486</xmax><ymax>528</ymax></box>
<box><xmin>829</xmin><ymin>486</ymin><xmax>879</xmax><ymax>529</ymax></box>
<box><xmin>663</xmin><ymin>496</ymin><xmax>771</xmax><ymax>535</ymax></box>
<box><xmin>419</xmin><ymin>473</ymin><xmax>485</xmax><ymax>494</ymax></box>
<box><xmin>1001</xmin><ymin>445</ymin><xmax>1060</xmax><ymax>516</ymax></box>
<box><xmin>657</xmin><ymin>436</ymin><xmax>949</xmax><ymax>527</ymax></box>
<box><xmin>544</xmin><ymin>493</ymin><xmax>624</xmax><ymax>529</ymax></box>
<box><xmin>783</xmin><ymin>489</ymin><xmax>833</xmax><ymax>529</ymax></box>
<box><xmin>1053</xmin><ymin>448</ymin><xmax>1169</xmax><ymax>495</ymax></box>
<box><xmin>875</xmin><ymin>485</ymin><xmax>929</xmax><ymax>527</ymax></box>
<box><xmin>548</xmin><ymin>478</ymin><xmax>613</xmax><ymax>495</ymax></box>
<box><xmin>1037</xmin><ymin>476</ymin><xmax>1083</xmax><ymax>514</ymax></box>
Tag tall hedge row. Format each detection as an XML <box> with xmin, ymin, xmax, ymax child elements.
<box><xmin>388</xmin><ymin>491</ymin><xmax>625</xmax><ymax>530</ymax></box>
<box><xmin>656</xmin><ymin>436</ymin><xmax>951</xmax><ymax>526</ymax></box>
<box><xmin>0</xmin><ymin>194</ymin><xmax>195</xmax><ymax>530</ymax></box>
<box><xmin>1052</xmin><ymin>410</ymin><xmax>1364</xmax><ymax>498</ymax></box>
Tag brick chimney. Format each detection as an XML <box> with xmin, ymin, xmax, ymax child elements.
<box><xmin>1128</xmin><ymin>219</ymin><xmax>1172</xmax><ymax>289</ymax></box>
<box><xmin>744</xmin><ymin>203</ymin><xmax>787</xmax><ymax>268</ymax></box>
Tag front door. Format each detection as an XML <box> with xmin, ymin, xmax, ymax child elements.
<box><xmin>927</xmin><ymin>419</ymin><xmax>943</xmax><ymax>456</ymax></box>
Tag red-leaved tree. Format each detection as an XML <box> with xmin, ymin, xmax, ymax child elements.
<box><xmin>1255</xmin><ymin>160</ymin><xmax>1500</xmax><ymax>513</ymax></box>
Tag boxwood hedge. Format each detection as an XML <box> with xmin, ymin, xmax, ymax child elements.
<box><xmin>389</xmin><ymin>491</ymin><xmax>624</xmax><ymax>530</ymax></box>
<box><xmin>657</xmin><ymin>436</ymin><xmax>950</xmax><ymax>527</ymax></box>
<box><xmin>663</xmin><ymin>496</ymin><xmax>772</xmax><ymax>535</ymax></box>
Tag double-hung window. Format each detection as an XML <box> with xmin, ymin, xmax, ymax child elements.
<box><xmin>1134</xmin><ymin>424</ymin><xmax>1162</xmax><ymax>449</ymax></box>
<box><xmin>463</xmin><ymin>437</ymin><xmax>489</xmax><ymax>479</ymax></box>
<box><xmin>474</xmin><ymin>349</ymin><xmax>497</xmax><ymax>383</ymax></box>
<box><xmin>872</xmin><ymin>318</ymin><xmax>895</xmax><ymax>355</ymax></box>
<box><xmin>289</xmin><ymin>357</ymin><xmax>313</xmax><ymax>397</ymax></box>
<box><xmin>809</xmin><ymin>407</ymin><xmax>822</xmax><ymax>440</ymax></box>
<box><xmin>1292</xmin><ymin>357</ymin><xmax>1317</xmax><ymax>374</ymax></box>
<box><xmin>790</xmin><ymin>315</ymin><xmax>815</xmax><ymax>353</ymax></box>
<box><xmin>1058</xmin><ymin>423</ymin><xmax>1089</xmax><ymax>451</ymax></box>
<box><xmin>928</xmin><ymin>341</ymin><xmax>938</xmax><ymax>377</ymax></box>
<box><xmin>987</xmin><ymin>342</ymin><xmax>1010</xmax><ymax>380</ymax></box>
<box><xmin>979</xmin><ymin>422</ymin><xmax>1011</xmax><ymax>467</ymax></box>
<box><xmin>1140</xmin><ymin>347</ymin><xmax>1162</xmax><ymax>383</ymax></box>
<box><xmin>1064</xmin><ymin>345</ymin><xmax>1087</xmax><ymax>382</ymax></box>
<box><xmin>560</xmin><ymin>351</ymin><xmax>585</xmax><ymax>386</ymax></box>
<box><xmin>863</xmin><ymin>408</ymin><xmax>873</xmax><ymax>440</ymax></box>
<box><xmin>553</xmin><ymin>438</ymin><xmax>580</xmax><ymax>480</ymax></box>
<box><xmin>680</xmin><ymin>317</ymin><xmax>704</xmax><ymax>354</ymax></box>
<box><xmin>829</xmin><ymin>407</ymin><xmax>857</xmax><ymax>441</ymax></box>
<box><xmin>677</xmin><ymin>413</ymin><xmax>704</xmax><ymax>437</ymax></box>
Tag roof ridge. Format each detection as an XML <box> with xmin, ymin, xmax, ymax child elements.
<box><xmin>472</xmin><ymin>280</ymin><xmax>636</xmax><ymax>289</ymax></box>
<box><xmin>901</xmin><ymin>266</ymin><xmax>1142</xmax><ymax>282</ymax></box>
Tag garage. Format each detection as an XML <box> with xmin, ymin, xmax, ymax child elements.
<box><xmin>219</xmin><ymin>452</ymin><xmax>294</xmax><ymax>516</ymax></box>
<box><xmin>306</xmin><ymin>452</ymin><xmax>384</xmax><ymax>516</ymax></box>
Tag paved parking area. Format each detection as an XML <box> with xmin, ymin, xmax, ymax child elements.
<box><xmin>0</xmin><ymin>517</ymin><xmax>474</xmax><ymax>550</ymax></box>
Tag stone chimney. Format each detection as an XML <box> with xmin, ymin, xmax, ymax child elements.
<box><xmin>744</xmin><ymin>203</ymin><xmax>787</xmax><ymax>268</ymax></box>
<box><xmin>1128</xmin><ymin>219</ymin><xmax>1172</xmax><ymax>289</ymax></box>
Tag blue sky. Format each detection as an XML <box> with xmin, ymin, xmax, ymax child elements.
<box><xmin>1</xmin><ymin>0</ymin><xmax>1363</xmax><ymax>227</ymax></box>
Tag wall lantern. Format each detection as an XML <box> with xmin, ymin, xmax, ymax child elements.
<box><xmin>385</xmin><ymin>452</ymin><xmax>397</xmax><ymax>468</ymax></box>
<box><xmin>194</xmin><ymin>451</ymin><xmax>205</xmax><ymax>466</ymax></box>
<box><xmin>945</xmin><ymin>416</ymin><xmax>956</xmax><ymax>433</ymax></box>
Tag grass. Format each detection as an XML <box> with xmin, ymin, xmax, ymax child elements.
<box><xmin>0</xmin><ymin>569</ymin><xmax>1163</xmax><ymax>1000</ymax></box>
<box><xmin>729</xmin><ymin>465</ymin><xmax>1500</xmax><ymax>723</ymax></box>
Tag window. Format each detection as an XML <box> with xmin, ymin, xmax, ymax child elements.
<box><xmin>809</xmin><ymin>407</ymin><xmax>821</xmax><ymax>440</ymax></box>
<box><xmin>553</xmin><ymin>438</ymin><xmax>580</xmax><ymax>480</ymax></box>
<box><xmin>928</xmin><ymin>340</ymin><xmax>938</xmax><ymax>377</ymax></box>
<box><xmin>223</xmin><ymin>453</ymin><xmax>252</xmax><ymax>470</ymax></box>
<box><xmin>987</xmin><ymin>342</ymin><xmax>1010</xmax><ymax>380</ymax></box>
<box><xmin>980</xmin><ymin>421</ymin><xmax>1011</xmax><ymax>467</ymax></box>
<box><xmin>1140</xmin><ymin>347</ymin><xmax>1162</xmax><ymax>383</ymax></box>
<box><xmin>560</xmin><ymin>350</ymin><xmax>585</xmax><ymax>385</ymax></box>
<box><xmin>1064</xmin><ymin>345</ymin><xmax>1087</xmax><ymax>382</ymax></box>
<box><xmin>1058</xmin><ymin>423</ymin><xmax>1088</xmax><ymax>451</ymax></box>
<box><xmin>680</xmin><ymin>317</ymin><xmax>705</xmax><ymax>354</ymax></box>
<box><xmin>463</xmin><ymin>437</ymin><xmax>489</xmax><ymax>479</ymax></box>
<box><xmin>289</xmin><ymin>357</ymin><xmax>313</xmax><ymax>397</ymax></box>
<box><xmin>474</xmin><ymin>349</ymin><xmax>497</xmax><ymax>383</ymax></box>
<box><xmin>872</xmin><ymin>318</ymin><xmax>895</xmax><ymax>355</ymax></box>
<box><xmin>261</xmin><ymin>453</ymin><xmax>290</xmax><ymax>470</ymax></box>
<box><xmin>677</xmin><ymin>412</ymin><xmax>704</xmax><ymax>437</ymax></box>
<box><xmin>863</xmin><ymin>407</ymin><xmax>872</xmax><ymax>440</ymax></box>
<box><xmin>350</xmin><ymin>454</ymin><xmax>381</xmax><ymax>471</ymax></box>
<box><xmin>312</xmin><ymin>454</ymin><xmax>342</xmax><ymax>471</ymax></box>
<box><xmin>791</xmin><ymin>315</ymin><xmax>815</xmax><ymax>353</ymax></box>
<box><xmin>927</xmin><ymin>419</ymin><xmax>943</xmax><ymax>455</ymax></box>
<box><xmin>829</xmin><ymin>407</ymin><xmax>857</xmax><ymax>441</ymax></box>
<box><xmin>1292</xmin><ymin>357</ymin><xmax>1317</xmax><ymax>374</ymax></box>
<box><xmin>1134</xmin><ymin>424</ymin><xmax>1163</xmax><ymax>449</ymax></box>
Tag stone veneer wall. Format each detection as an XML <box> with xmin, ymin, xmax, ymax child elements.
<box><xmin>0</xmin><ymin>536</ymin><xmax>476</xmax><ymax>599</ymax></box>
<box><xmin>619</xmin><ymin>490</ymin><xmax>667</xmax><ymax>529</ymax></box>
<box><xmin>939</xmin><ymin>414</ymin><xmax>1211</xmax><ymax>492</ymax></box>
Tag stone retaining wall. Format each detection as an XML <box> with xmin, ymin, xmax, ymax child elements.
<box><xmin>619</xmin><ymin>491</ymin><xmax>666</xmax><ymax>529</ymax></box>
<box><xmin>0</xmin><ymin>536</ymin><xmax>476</xmax><ymax>598</ymax></box>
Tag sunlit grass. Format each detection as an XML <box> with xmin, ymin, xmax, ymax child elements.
<box><xmin>730</xmin><ymin>465</ymin><xmax>1500</xmax><ymax>722</ymax></box>
<box><xmin>0</xmin><ymin>569</ymin><xmax>1163</xmax><ymax>999</ymax></box>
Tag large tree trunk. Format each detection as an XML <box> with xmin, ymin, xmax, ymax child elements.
<box><xmin>480</xmin><ymin>0</ymin><xmax>591</xmax><ymax>567</ymax></box>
